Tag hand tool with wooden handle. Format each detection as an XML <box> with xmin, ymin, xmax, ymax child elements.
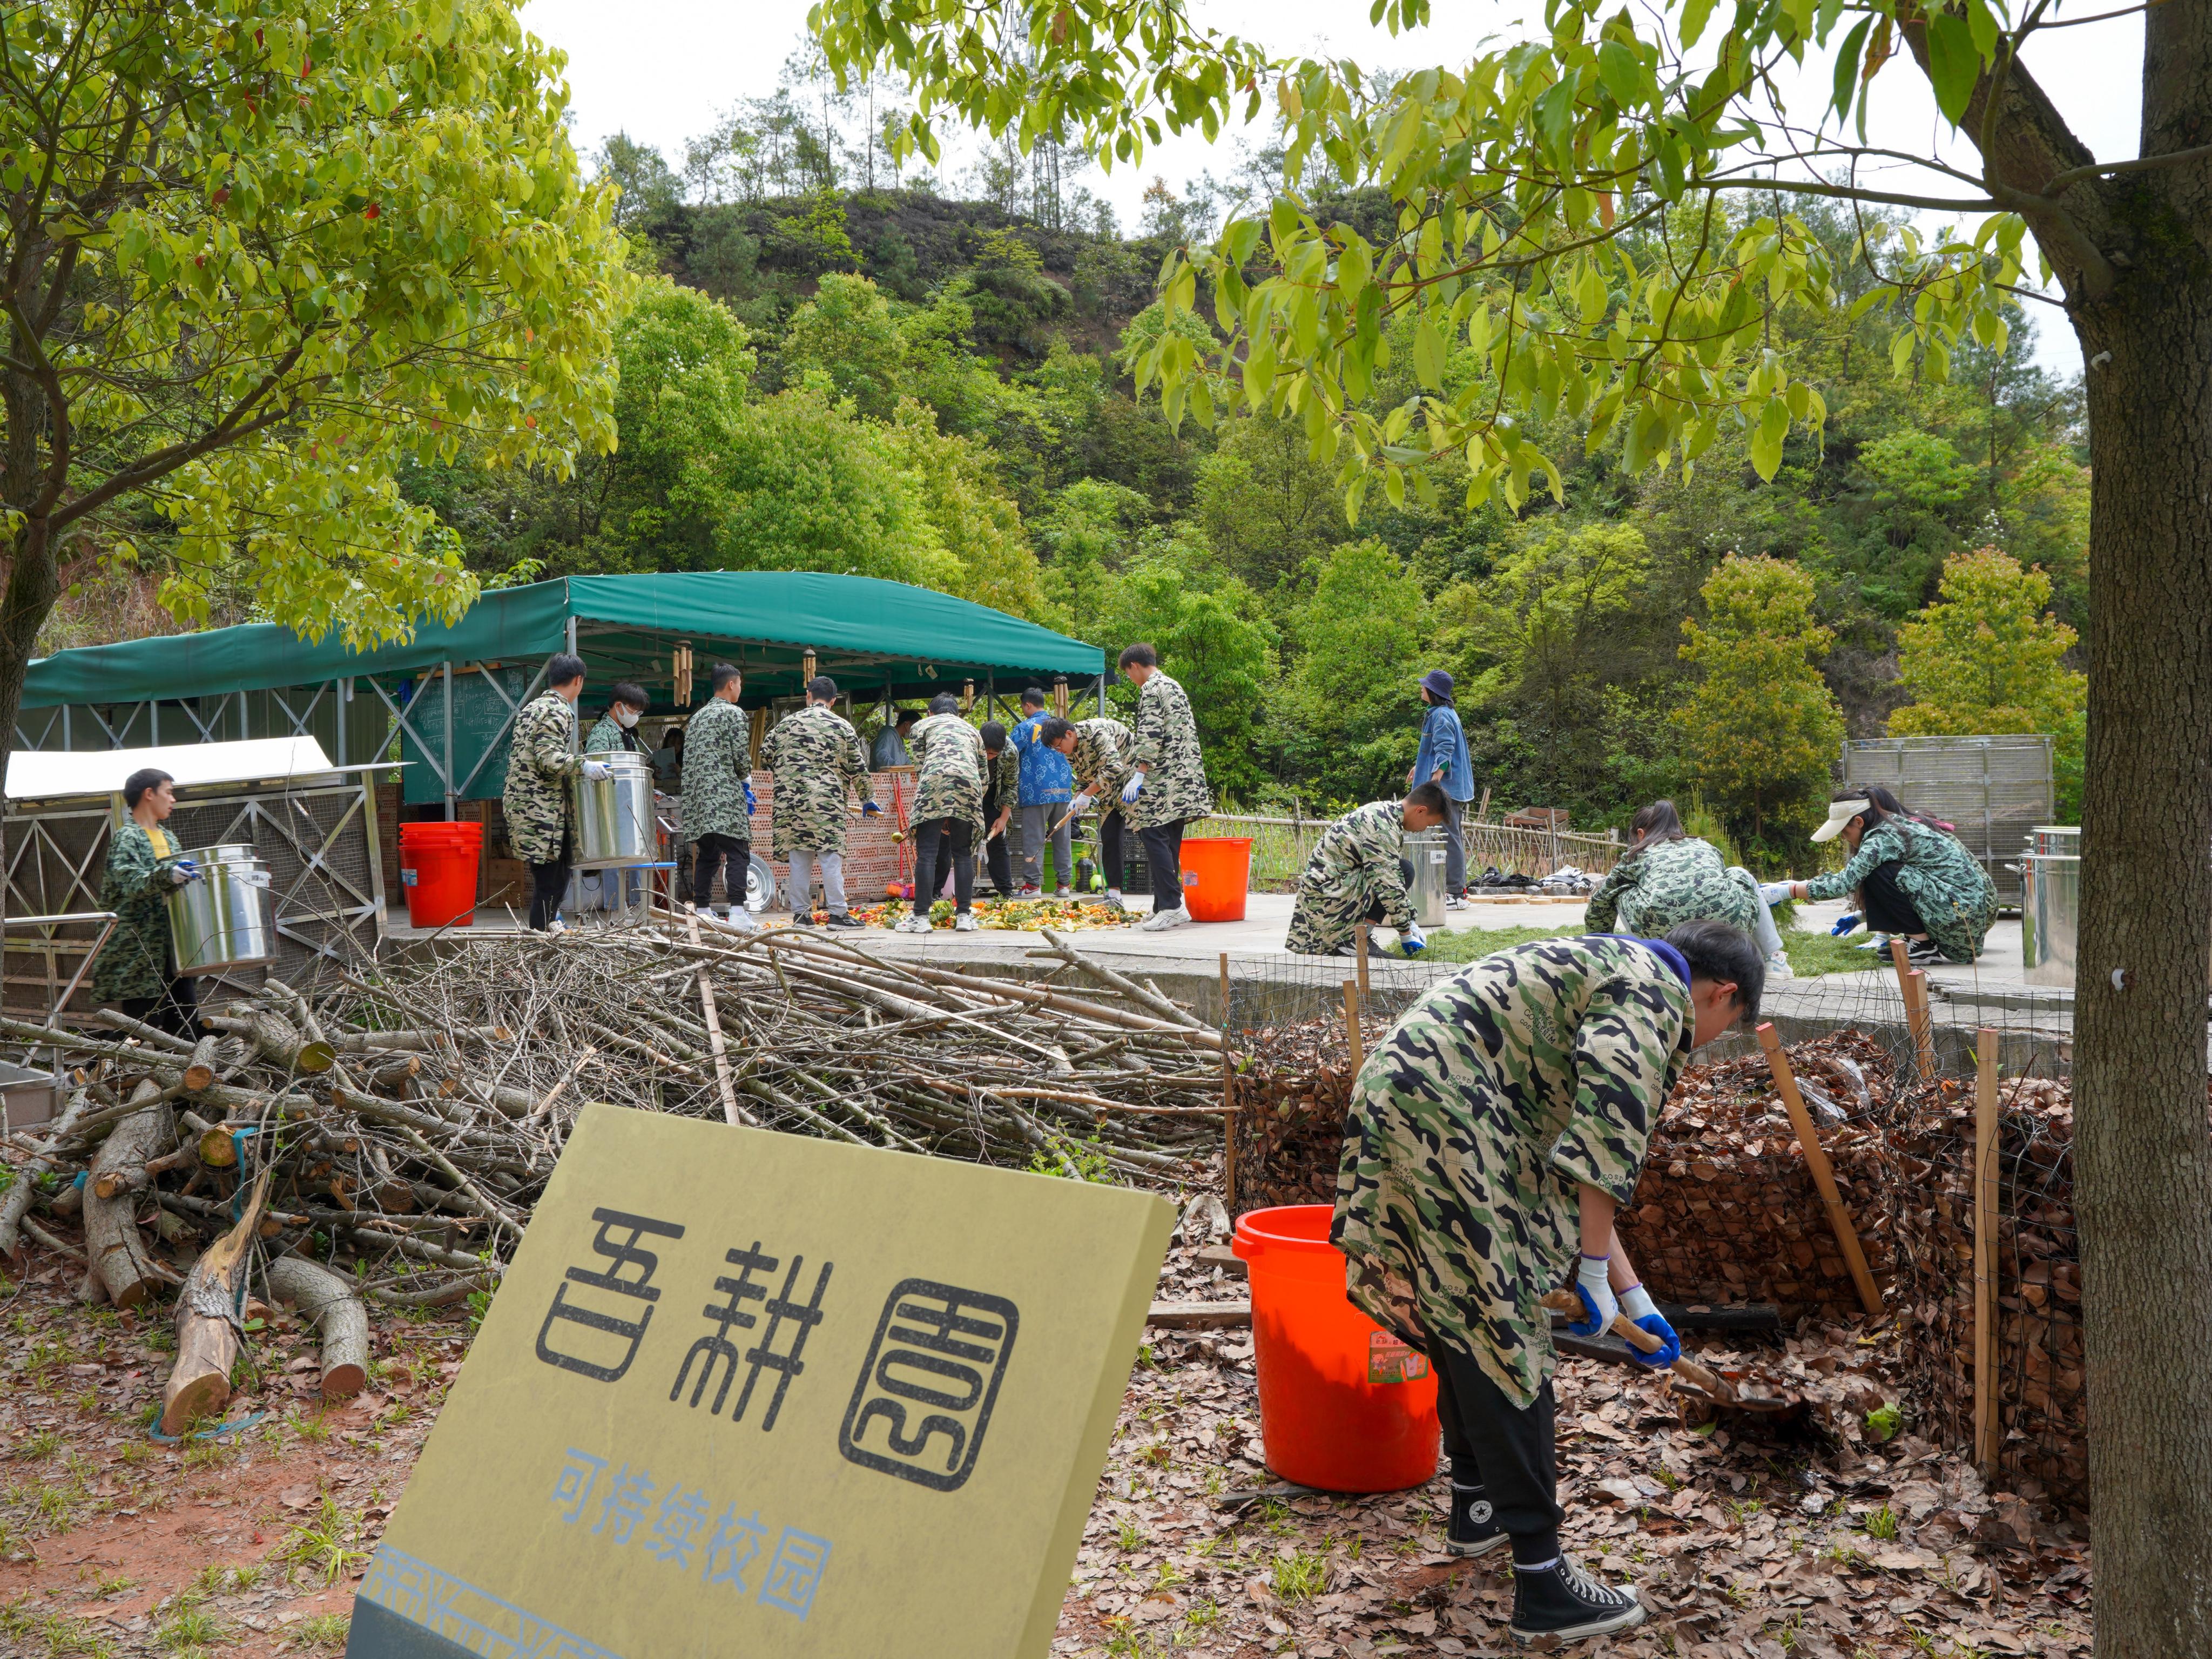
<box><xmin>1539</xmin><ymin>1290</ymin><xmax>1737</xmax><ymax>1404</ymax></box>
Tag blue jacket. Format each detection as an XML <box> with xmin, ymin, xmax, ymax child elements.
<box><xmin>1010</xmin><ymin>712</ymin><xmax>1074</xmax><ymax>805</ymax></box>
<box><xmin>1413</xmin><ymin>703</ymin><xmax>1474</xmax><ymax>801</ymax></box>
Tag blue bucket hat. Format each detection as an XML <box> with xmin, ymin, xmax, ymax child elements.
<box><xmin>1419</xmin><ymin>669</ymin><xmax>1456</xmax><ymax>703</ymax></box>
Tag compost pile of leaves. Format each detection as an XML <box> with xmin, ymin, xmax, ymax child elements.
<box><xmin>845</xmin><ymin>896</ymin><xmax>1136</xmax><ymax>930</ymax></box>
<box><xmin>1618</xmin><ymin>1031</ymin><xmax>1907</xmax><ymax>1322</ymax></box>
<box><xmin>1056</xmin><ymin>1232</ymin><xmax>2094</xmax><ymax>1659</ymax></box>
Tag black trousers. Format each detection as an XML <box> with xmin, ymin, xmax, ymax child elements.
<box><xmin>913</xmin><ymin>818</ymin><xmax>974</xmax><ymax>914</ymax></box>
<box><xmin>982</xmin><ymin>822</ymin><xmax>1013</xmax><ymax>896</ymax></box>
<box><xmin>1139</xmin><ymin>819</ymin><xmax>1187</xmax><ymax>913</ymax></box>
<box><xmin>693</xmin><ymin>833</ymin><xmax>751</xmax><ymax>911</ymax></box>
<box><xmin>1100</xmin><ymin>808</ymin><xmax>1125</xmax><ymax>892</ymax></box>
<box><xmin>528</xmin><ymin>858</ymin><xmax>570</xmax><ymax>931</ymax></box>
<box><xmin>1857</xmin><ymin>859</ymin><xmax>1926</xmax><ymax>936</ymax></box>
<box><xmin>1435</xmin><ymin>1343</ymin><xmax>1564</xmax><ymax>1560</ymax></box>
<box><xmin>119</xmin><ymin>975</ymin><xmax>200</xmax><ymax>1040</ymax></box>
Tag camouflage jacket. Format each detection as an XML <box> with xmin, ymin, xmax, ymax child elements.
<box><xmin>92</xmin><ymin>821</ymin><xmax>184</xmax><ymax>1000</ymax></box>
<box><xmin>1331</xmin><ymin>936</ymin><xmax>1694</xmax><ymax>1408</ymax></box>
<box><xmin>1582</xmin><ymin>837</ymin><xmax>1758</xmax><ymax>938</ymax></box>
<box><xmin>909</xmin><ymin>712</ymin><xmax>987</xmax><ymax>832</ymax></box>
<box><xmin>680</xmin><ymin>698</ymin><xmax>754</xmax><ymax>844</ymax></box>
<box><xmin>1128</xmin><ymin>671</ymin><xmax>1211</xmax><ymax>830</ymax></box>
<box><xmin>583</xmin><ymin>713</ymin><xmax>646</xmax><ymax>757</ymax></box>
<box><xmin>502</xmin><ymin>691</ymin><xmax>579</xmax><ymax>864</ymax></box>
<box><xmin>1805</xmin><ymin>818</ymin><xmax>1997</xmax><ymax>962</ymax></box>
<box><xmin>759</xmin><ymin>703</ymin><xmax>874</xmax><ymax>858</ymax></box>
<box><xmin>1068</xmin><ymin>717</ymin><xmax>1134</xmax><ymax>800</ymax></box>
<box><xmin>980</xmin><ymin>744</ymin><xmax>1018</xmax><ymax>821</ymax></box>
<box><xmin>1285</xmin><ymin>801</ymin><xmax>1414</xmax><ymax>953</ymax></box>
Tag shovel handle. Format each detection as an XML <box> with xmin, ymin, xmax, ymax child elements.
<box><xmin>1539</xmin><ymin>1290</ymin><xmax>1737</xmax><ymax>1404</ymax></box>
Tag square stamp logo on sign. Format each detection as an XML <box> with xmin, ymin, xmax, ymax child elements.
<box><xmin>839</xmin><ymin>1279</ymin><xmax>1019</xmax><ymax>1492</ymax></box>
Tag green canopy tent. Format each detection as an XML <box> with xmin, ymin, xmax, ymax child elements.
<box><xmin>17</xmin><ymin>574</ymin><xmax>1105</xmax><ymax>813</ymax></box>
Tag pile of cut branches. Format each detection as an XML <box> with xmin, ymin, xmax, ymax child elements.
<box><xmin>0</xmin><ymin>922</ymin><xmax>1226</xmax><ymax>1432</ymax></box>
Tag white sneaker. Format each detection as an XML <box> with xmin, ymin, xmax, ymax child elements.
<box><xmin>1053</xmin><ymin>886</ymin><xmax>1073</xmax><ymax>900</ymax></box>
<box><xmin>1764</xmin><ymin>950</ymin><xmax>1793</xmax><ymax>980</ymax></box>
<box><xmin>1015</xmin><ymin>885</ymin><xmax>1042</xmax><ymax>899</ymax></box>
<box><xmin>546</xmin><ymin>918</ymin><xmax>568</xmax><ymax>935</ymax></box>
<box><xmin>954</xmin><ymin>912</ymin><xmax>979</xmax><ymax>932</ymax></box>
<box><xmin>1138</xmin><ymin>906</ymin><xmax>1190</xmax><ymax>932</ymax></box>
<box><xmin>894</xmin><ymin>914</ymin><xmax>933</xmax><ymax>934</ymax></box>
<box><xmin>722</xmin><ymin>905</ymin><xmax>758</xmax><ymax>933</ymax></box>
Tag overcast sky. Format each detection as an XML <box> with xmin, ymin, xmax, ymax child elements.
<box><xmin>516</xmin><ymin>0</ymin><xmax>2144</xmax><ymax>377</ymax></box>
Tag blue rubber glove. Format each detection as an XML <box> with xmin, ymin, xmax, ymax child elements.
<box><xmin>1618</xmin><ymin>1285</ymin><xmax>1681</xmax><ymax>1370</ymax></box>
<box><xmin>1401</xmin><ymin>921</ymin><xmax>1427</xmax><ymax>955</ymax></box>
<box><xmin>1829</xmin><ymin>912</ymin><xmax>1862</xmax><ymax>938</ymax></box>
<box><xmin>743</xmin><ymin>781</ymin><xmax>757</xmax><ymax>814</ymax></box>
<box><xmin>1566</xmin><ymin>1255</ymin><xmax>1617</xmax><ymax>1338</ymax></box>
<box><xmin>167</xmin><ymin>859</ymin><xmax>201</xmax><ymax>887</ymax></box>
<box><xmin>1120</xmin><ymin>773</ymin><xmax>1145</xmax><ymax>805</ymax></box>
<box><xmin>860</xmin><ymin>800</ymin><xmax>882</xmax><ymax>817</ymax></box>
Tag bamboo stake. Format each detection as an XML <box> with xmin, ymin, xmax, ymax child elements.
<box><xmin>1974</xmin><ymin>1026</ymin><xmax>2001</xmax><ymax>1474</ymax></box>
<box><xmin>686</xmin><ymin>908</ymin><xmax>748</xmax><ymax>1127</ymax></box>
<box><xmin>1220</xmin><ymin>952</ymin><xmax>1236</xmax><ymax>1214</ymax></box>
<box><xmin>1755</xmin><ymin>1024</ymin><xmax>1883</xmax><ymax>1316</ymax></box>
<box><xmin>1888</xmin><ymin>938</ymin><xmax>1939</xmax><ymax>1084</ymax></box>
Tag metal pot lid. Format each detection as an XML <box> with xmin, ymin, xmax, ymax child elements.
<box><xmin>582</xmin><ymin>750</ymin><xmax>653</xmax><ymax>767</ymax></box>
<box><xmin>177</xmin><ymin>843</ymin><xmax>259</xmax><ymax>864</ymax></box>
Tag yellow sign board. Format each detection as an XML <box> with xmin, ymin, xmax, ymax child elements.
<box><xmin>348</xmin><ymin>1104</ymin><xmax>1175</xmax><ymax>1659</ymax></box>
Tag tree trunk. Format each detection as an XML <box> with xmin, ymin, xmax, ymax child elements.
<box><xmin>2072</xmin><ymin>261</ymin><xmax>2212</xmax><ymax>1657</ymax></box>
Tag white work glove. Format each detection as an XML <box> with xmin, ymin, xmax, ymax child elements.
<box><xmin>1758</xmin><ymin>881</ymin><xmax>1793</xmax><ymax>906</ymax></box>
<box><xmin>580</xmin><ymin>759</ymin><xmax>612</xmax><ymax>781</ymax></box>
<box><xmin>1068</xmin><ymin>792</ymin><xmax>1095</xmax><ymax>815</ymax></box>
<box><xmin>1120</xmin><ymin>773</ymin><xmax>1145</xmax><ymax>804</ymax></box>
<box><xmin>1566</xmin><ymin>1254</ymin><xmax>1619</xmax><ymax>1338</ymax></box>
<box><xmin>166</xmin><ymin>859</ymin><xmax>201</xmax><ymax>887</ymax></box>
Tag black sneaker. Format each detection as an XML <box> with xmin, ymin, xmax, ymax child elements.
<box><xmin>1906</xmin><ymin>938</ymin><xmax>1947</xmax><ymax>966</ymax></box>
<box><xmin>1446</xmin><ymin>1485</ymin><xmax>1507</xmax><ymax>1557</ymax></box>
<box><xmin>1509</xmin><ymin>1556</ymin><xmax>1645</xmax><ymax>1643</ymax></box>
<box><xmin>822</xmin><ymin>913</ymin><xmax>865</xmax><ymax>929</ymax></box>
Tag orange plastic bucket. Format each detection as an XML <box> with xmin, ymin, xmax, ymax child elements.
<box><xmin>1177</xmin><ymin>835</ymin><xmax>1252</xmax><ymax>922</ymax></box>
<box><xmin>399</xmin><ymin>822</ymin><xmax>482</xmax><ymax>928</ymax></box>
<box><xmin>1231</xmin><ymin>1204</ymin><xmax>1439</xmax><ymax>1492</ymax></box>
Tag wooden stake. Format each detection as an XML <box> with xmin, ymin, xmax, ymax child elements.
<box><xmin>1756</xmin><ymin>1024</ymin><xmax>1884</xmax><ymax>1316</ymax></box>
<box><xmin>1343</xmin><ymin>979</ymin><xmax>1364</xmax><ymax>1077</ymax></box>
<box><xmin>1974</xmin><ymin>1026</ymin><xmax>2001</xmax><ymax>1473</ymax></box>
<box><xmin>1354</xmin><ymin>923</ymin><xmax>1371</xmax><ymax>1000</ymax></box>
<box><xmin>1219</xmin><ymin>952</ymin><xmax>1236</xmax><ymax>1214</ymax></box>
<box><xmin>1887</xmin><ymin>939</ymin><xmax>1938</xmax><ymax>1084</ymax></box>
<box><xmin>686</xmin><ymin>909</ymin><xmax>748</xmax><ymax>1127</ymax></box>
<box><xmin>1475</xmin><ymin>785</ymin><xmax>1492</xmax><ymax>822</ymax></box>
<box><xmin>161</xmin><ymin>1169</ymin><xmax>271</xmax><ymax>1434</ymax></box>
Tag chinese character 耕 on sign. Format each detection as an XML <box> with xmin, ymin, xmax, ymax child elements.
<box><xmin>838</xmin><ymin>1279</ymin><xmax>1019</xmax><ymax>1492</ymax></box>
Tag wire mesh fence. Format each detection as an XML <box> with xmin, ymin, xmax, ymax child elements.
<box><xmin>1211</xmin><ymin>928</ymin><xmax>2093</xmax><ymax>1512</ymax></box>
<box><xmin>1188</xmin><ymin>812</ymin><xmax>1628</xmax><ymax>892</ymax></box>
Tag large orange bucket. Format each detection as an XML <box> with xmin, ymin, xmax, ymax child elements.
<box><xmin>1231</xmin><ymin>1204</ymin><xmax>1439</xmax><ymax>1492</ymax></box>
<box><xmin>1177</xmin><ymin>835</ymin><xmax>1252</xmax><ymax>922</ymax></box>
<box><xmin>399</xmin><ymin>821</ymin><xmax>482</xmax><ymax>928</ymax></box>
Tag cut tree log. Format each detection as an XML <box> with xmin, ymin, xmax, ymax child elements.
<box><xmin>266</xmin><ymin>1252</ymin><xmax>369</xmax><ymax>1400</ymax></box>
<box><xmin>203</xmin><ymin>1008</ymin><xmax>336</xmax><ymax>1075</ymax></box>
<box><xmin>0</xmin><ymin>1087</ymin><xmax>86</xmax><ymax>1264</ymax></box>
<box><xmin>161</xmin><ymin>1170</ymin><xmax>271</xmax><ymax>1434</ymax></box>
<box><xmin>181</xmin><ymin>1035</ymin><xmax>219</xmax><ymax>1093</ymax></box>
<box><xmin>85</xmin><ymin>1078</ymin><xmax>175</xmax><ymax>1308</ymax></box>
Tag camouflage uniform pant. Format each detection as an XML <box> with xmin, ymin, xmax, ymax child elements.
<box><xmin>1285</xmin><ymin>863</ymin><xmax>1406</xmax><ymax>955</ymax></box>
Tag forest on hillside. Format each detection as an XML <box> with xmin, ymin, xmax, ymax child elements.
<box><xmin>51</xmin><ymin>48</ymin><xmax>2089</xmax><ymax>860</ymax></box>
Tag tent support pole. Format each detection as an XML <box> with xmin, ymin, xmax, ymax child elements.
<box><xmin>442</xmin><ymin>662</ymin><xmax>455</xmax><ymax>822</ymax></box>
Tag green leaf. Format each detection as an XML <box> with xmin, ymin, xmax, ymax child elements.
<box><xmin>1830</xmin><ymin>17</ymin><xmax>1871</xmax><ymax>123</ymax></box>
<box><xmin>1680</xmin><ymin>0</ymin><xmax>1719</xmax><ymax>49</ymax></box>
<box><xmin>1412</xmin><ymin>315</ymin><xmax>1447</xmax><ymax>390</ymax></box>
<box><xmin>1925</xmin><ymin>12</ymin><xmax>1980</xmax><ymax>125</ymax></box>
<box><xmin>1596</xmin><ymin>41</ymin><xmax>1643</xmax><ymax>108</ymax></box>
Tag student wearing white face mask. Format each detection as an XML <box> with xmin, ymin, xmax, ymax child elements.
<box><xmin>583</xmin><ymin>682</ymin><xmax>652</xmax><ymax>915</ymax></box>
<box><xmin>585</xmin><ymin>683</ymin><xmax>651</xmax><ymax>756</ymax></box>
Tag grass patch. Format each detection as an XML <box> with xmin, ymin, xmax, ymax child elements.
<box><xmin>1416</xmin><ymin>922</ymin><xmax>1580</xmax><ymax>963</ymax></box>
<box><xmin>292</xmin><ymin>1613</ymin><xmax>350</xmax><ymax>1648</ymax></box>
<box><xmin>279</xmin><ymin>1498</ymin><xmax>369</xmax><ymax>1587</ymax></box>
<box><xmin>1781</xmin><ymin>927</ymin><xmax>1889</xmax><ymax>977</ymax></box>
<box><xmin>1270</xmin><ymin>1547</ymin><xmax>1329</xmax><ymax>1603</ymax></box>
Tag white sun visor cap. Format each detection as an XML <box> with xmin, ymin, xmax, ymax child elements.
<box><xmin>1809</xmin><ymin>799</ymin><xmax>1872</xmax><ymax>843</ymax></box>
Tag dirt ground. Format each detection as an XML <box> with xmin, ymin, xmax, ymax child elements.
<box><xmin>1</xmin><ymin>1235</ymin><xmax>2095</xmax><ymax>1659</ymax></box>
